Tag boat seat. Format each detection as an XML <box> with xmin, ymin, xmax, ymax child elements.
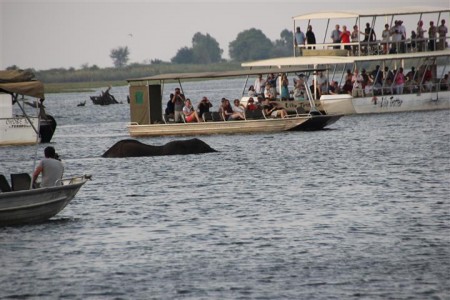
<box><xmin>11</xmin><ymin>173</ymin><xmax>32</xmax><ymax>191</ymax></box>
<box><xmin>202</xmin><ymin>112</ymin><xmax>213</xmax><ymax>122</ymax></box>
<box><xmin>163</xmin><ymin>114</ymin><xmax>175</xmax><ymax>124</ymax></box>
<box><xmin>0</xmin><ymin>174</ymin><xmax>12</xmax><ymax>192</ymax></box>
<box><xmin>211</xmin><ymin>111</ymin><xmax>224</xmax><ymax>122</ymax></box>
<box><xmin>296</xmin><ymin>106</ymin><xmax>307</xmax><ymax>116</ymax></box>
<box><xmin>245</xmin><ymin>108</ymin><xmax>264</xmax><ymax>120</ymax></box>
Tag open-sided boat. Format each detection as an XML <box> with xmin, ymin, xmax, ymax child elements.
<box><xmin>0</xmin><ymin>70</ymin><xmax>57</xmax><ymax>146</ymax></box>
<box><xmin>242</xmin><ymin>7</ymin><xmax>450</xmax><ymax>115</ymax></box>
<box><xmin>126</xmin><ymin>67</ymin><xmax>342</xmax><ymax>137</ymax></box>
<box><xmin>0</xmin><ymin>175</ymin><xmax>90</xmax><ymax>226</ymax></box>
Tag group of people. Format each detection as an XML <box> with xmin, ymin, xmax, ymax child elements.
<box><xmin>294</xmin><ymin>19</ymin><xmax>448</xmax><ymax>55</ymax></box>
<box><xmin>165</xmin><ymin>86</ymin><xmax>289</xmax><ymax>123</ymax></box>
<box><xmin>338</xmin><ymin>65</ymin><xmax>447</xmax><ymax>97</ymax></box>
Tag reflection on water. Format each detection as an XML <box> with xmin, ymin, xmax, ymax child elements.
<box><xmin>1</xmin><ymin>81</ymin><xmax>449</xmax><ymax>299</ymax></box>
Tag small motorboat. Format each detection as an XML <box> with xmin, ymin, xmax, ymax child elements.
<box><xmin>0</xmin><ymin>174</ymin><xmax>91</xmax><ymax>226</ymax></box>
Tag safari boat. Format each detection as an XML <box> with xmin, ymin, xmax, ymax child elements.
<box><xmin>0</xmin><ymin>70</ymin><xmax>57</xmax><ymax>146</ymax></box>
<box><xmin>126</xmin><ymin>67</ymin><xmax>342</xmax><ymax>137</ymax></box>
<box><xmin>0</xmin><ymin>175</ymin><xmax>90</xmax><ymax>226</ymax></box>
<box><xmin>242</xmin><ymin>7</ymin><xmax>450</xmax><ymax>115</ymax></box>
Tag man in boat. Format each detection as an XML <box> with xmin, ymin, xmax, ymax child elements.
<box><xmin>437</xmin><ymin>19</ymin><xmax>448</xmax><ymax>50</ymax></box>
<box><xmin>171</xmin><ymin>88</ymin><xmax>186</xmax><ymax>122</ymax></box>
<box><xmin>294</xmin><ymin>26</ymin><xmax>306</xmax><ymax>55</ymax></box>
<box><xmin>32</xmin><ymin>146</ymin><xmax>64</xmax><ymax>188</ymax></box>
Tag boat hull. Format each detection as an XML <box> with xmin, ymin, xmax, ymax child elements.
<box><xmin>127</xmin><ymin>117</ymin><xmax>314</xmax><ymax>137</ymax></box>
<box><xmin>0</xmin><ymin>176</ymin><xmax>88</xmax><ymax>226</ymax></box>
<box><xmin>321</xmin><ymin>91</ymin><xmax>450</xmax><ymax>115</ymax></box>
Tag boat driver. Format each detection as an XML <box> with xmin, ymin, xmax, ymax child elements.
<box><xmin>32</xmin><ymin>146</ymin><xmax>64</xmax><ymax>188</ymax></box>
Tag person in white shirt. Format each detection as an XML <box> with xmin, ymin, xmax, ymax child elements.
<box><xmin>32</xmin><ymin>146</ymin><xmax>64</xmax><ymax>188</ymax></box>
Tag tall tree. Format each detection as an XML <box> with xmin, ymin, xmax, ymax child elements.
<box><xmin>171</xmin><ymin>47</ymin><xmax>194</xmax><ymax>64</ymax></box>
<box><xmin>229</xmin><ymin>28</ymin><xmax>273</xmax><ymax>62</ymax></box>
<box><xmin>110</xmin><ymin>46</ymin><xmax>130</xmax><ymax>68</ymax></box>
<box><xmin>271</xmin><ymin>29</ymin><xmax>293</xmax><ymax>57</ymax></box>
<box><xmin>191</xmin><ymin>32</ymin><xmax>223</xmax><ymax>64</ymax></box>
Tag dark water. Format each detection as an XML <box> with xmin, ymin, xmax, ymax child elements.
<box><xmin>1</xmin><ymin>80</ymin><xmax>449</xmax><ymax>299</ymax></box>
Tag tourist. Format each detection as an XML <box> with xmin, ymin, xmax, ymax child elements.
<box><xmin>254</xmin><ymin>74</ymin><xmax>266</xmax><ymax>96</ymax></box>
<box><xmin>440</xmin><ymin>73</ymin><xmax>449</xmax><ymax>91</ymax></box>
<box><xmin>394</xmin><ymin>67</ymin><xmax>406</xmax><ymax>94</ymax></box>
<box><xmin>382</xmin><ymin>24</ymin><xmax>391</xmax><ymax>54</ymax></box>
<box><xmin>331</xmin><ymin>24</ymin><xmax>341</xmax><ymax>49</ymax></box>
<box><xmin>32</xmin><ymin>146</ymin><xmax>64</xmax><ymax>188</ymax></box>
<box><xmin>362</xmin><ymin>22</ymin><xmax>376</xmax><ymax>54</ymax></box>
<box><xmin>246</xmin><ymin>97</ymin><xmax>258</xmax><ymax>111</ymax></box>
<box><xmin>438</xmin><ymin>19</ymin><xmax>448</xmax><ymax>50</ymax></box>
<box><xmin>405</xmin><ymin>67</ymin><xmax>416</xmax><ymax>81</ymax></box>
<box><xmin>340</xmin><ymin>25</ymin><xmax>351</xmax><ymax>52</ymax></box>
<box><xmin>197</xmin><ymin>96</ymin><xmax>212</xmax><ymax>118</ymax></box>
<box><xmin>221</xmin><ymin>98</ymin><xmax>244</xmax><ymax>120</ymax></box>
<box><xmin>183</xmin><ymin>99</ymin><xmax>202</xmax><ymax>122</ymax></box>
<box><xmin>232</xmin><ymin>99</ymin><xmax>245</xmax><ymax>115</ymax></box>
<box><xmin>306</xmin><ymin>25</ymin><xmax>316</xmax><ymax>49</ymax></box>
<box><xmin>248</xmin><ymin>85</ymin><xmax>256</xmax><ymax>97</ymax></box>
<box><xmin>351</xmin><ymin>25</ymin><xmax>361</xmax><ymax>55</ymax></box>
<box><xmin>171</xmin><ymin>87</ymin><xmax>186</xmax><ymax>122</ymax></box>
<box><xmin>428</xmin><ymin>21</ymin><xmax>437</xmax><ymax>51</ymax></box>
<box><xmin>294</xmin><ymin>26</ymin><xmax>306</xmax><ymax>55</ymax></box>
<box><xmin>280</xmin><ymin>73</ymin><xmax>290</xmax><ymax>100</ymax></box>
<box><xmin>417</xmin><ymin>20</ymin><xmax>426</xmax><ymax>52</ymax></box>
<box><xmin>352</xmin><ymin>69</ymin><xmax>364</xmax><ymax>97</ymax></box>
<box><xmin>165</xmin><ymin>93</ymin><xmax>174</xmax><ymax>115</ymax></box>
<box><xmin>262</xmin><ymin>98</ymin><xmax>288</xmax><ymax>118</ymax></box>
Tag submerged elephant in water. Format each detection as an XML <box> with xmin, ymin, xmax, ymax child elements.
<box><xmin>102</xmin><ymin>138</ymin><xmax>217</xmax><ymax>158</ymax></box>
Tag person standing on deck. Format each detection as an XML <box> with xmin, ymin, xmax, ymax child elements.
<box><xmin>438</xmin><ymin>19</ymin><xmax>448</xmax><ymax>50</ymax></box>
<box><xmin>331</xmin><ymin>24</ymin><xmax>341</xmax><ymax>49</ymax></box>
<box><xmin>254</xmin><ymin>74</ymin><xmax>266</xmax><ymax>96</ymax></box>
<box><xmin>417</xmin><ymin>20</ymin><xmax>425</xmax><ymax>52</ymax></box>
<box><xmin>306</xmin><ymin>25</ymin><xmax>316</xmax><ymax>49</ymax></box>
<box><xmin>340</xmin><ymin>25</ymin><xmax>351</xmax><ymax>52</ymax></box>
<box><xmin>171</xmin><ymin>87</ymin><xmax>186</xmax><ymax>122</ymax></box>
<box><xmin>32</xmin><ymin>146</ymin><xmax>64</xmax><ymax>188</ymax></box>
<box><xmin>428</xmin><ymin>21</ymin><xmax>437</xmax><ymax>51</ymax></box>
<box><xmin>294</xmin><ymin>26</ymin><xmax>306</xmax><ymax>55</ymax></box>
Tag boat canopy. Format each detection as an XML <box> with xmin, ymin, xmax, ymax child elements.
<box><xmin>0</xmin><ymin>70</ymin><xmax>45</xmax><ymax>99</ymax></box>
<box><xmin>292</xmin><ymin>6</ymin><xmax>450</xmax><ymax>20</ymax></box>
<box><xmin>242</xmin><ymin>49</ymin><xmax>450</xmax><ymax>68</ymax></box>
<box><xmin>127</xmin><ymin>66</ymin><xmax>326</xmax><ymax>83</ymax></box>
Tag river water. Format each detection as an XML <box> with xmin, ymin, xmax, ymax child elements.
<box><xmin>1</xmin><ymin>79</ymin><xmax>449</xmax><ymax>299</ymax></box>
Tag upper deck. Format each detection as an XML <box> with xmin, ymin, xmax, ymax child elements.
<box><xmin>290</xmin><ymin>6</ymin><xmax>450</xmax><ymax>58</ymax></box>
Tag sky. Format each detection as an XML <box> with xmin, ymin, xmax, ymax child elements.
<box><xmin>1</xmin><ymin>0</ymin><xmax>448</xmax><ymax>71</ymax></box>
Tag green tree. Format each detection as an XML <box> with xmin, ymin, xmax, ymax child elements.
<box><xmin>171</xmin><ymin>47</ymin><xmax>194</xmax><ymax>64</ymax></box>
<box><xmin>192</xmin><ymin>32</ymin><xmax>223</xmax><ymax>64</ymax></box>
<box><xmin>271</xmin><ymin>29</ymin><xmax>293</xmax><ymax>57</ymax></box>
<box><xmin>110</xmin><ymin>46</ymin><xmax>130</xmax><ymax>68</ymax></box>
<box><xmin>229</xmin><ymin>28</ymin><xmax>273</xmax><ymax>62</ymax></box>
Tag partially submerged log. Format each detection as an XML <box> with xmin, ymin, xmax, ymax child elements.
<box><xmin>90</xmin><ymin>86</ymin><xmax>119</xmax><ymax>105</ymax></box>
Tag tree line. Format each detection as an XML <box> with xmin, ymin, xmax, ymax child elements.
<box><xmin>6</xmin><ymin>28</ymin><xmax>293</xmax><ymax>84</ymax></box>
<box><xmin>109</xmin><ymin>28</ymin><xmax>293</xmax><ymax>67</ymax></box>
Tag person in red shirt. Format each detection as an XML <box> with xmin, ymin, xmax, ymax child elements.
<box><xmin>340</xmin><ymin>25</ymin><xmax>351</xmax><ymax>52</ymax></box>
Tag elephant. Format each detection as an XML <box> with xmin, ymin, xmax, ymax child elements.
<box><xmin>102</xmin><ymin>138</ymin><xmax>217</xmax><ymax>158</ymax></box>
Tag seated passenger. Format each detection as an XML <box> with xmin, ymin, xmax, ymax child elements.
<box><xmin>197</xmin><ymin>96</ymin><xmax>212</xmax><ymax>118</ymax></box>
<box><xmin>262</xmin><ymin>98</ymin><xmax>288</xmax><ymax>118</ymax></box>
<box><xmin>182</xmin><ymin>99</ymin><xmax>202</xmax><ymax>122</ymax></box>
<box><xmin>248</xmin><ymin>85</ymin><xmax>257</xmax><ymax>97</ymax></box>
<box><xmin>342</xmin><ymin>79</ymin><xmax>353</xmax><ymax>94</ymax></box>
<box><xmin>232</xmin><ymin>99</ymin><xmax>245</xmax><ymax>114</ymax></box>
<box><xmin>221</xmin><ymin>98</ymin><xmax>244</xmax><ymax>120</ymax></box>
<box><xmin>246</xmin><ymin>97</ymin><xmax>259</xmax><ymax>111</ymax></box>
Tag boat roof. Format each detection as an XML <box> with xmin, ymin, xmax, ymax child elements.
<box><xmin>0</xmin><ymin>70</ymin><xmax>45</xmax><ymax>99</ymax></box>
<box><xmin>242</xmin><ymin>50</ymin><xmax>450</xmax><ymax>68</ymax></box>
<box><xmin>127</xmin><ymin>66</ymin><xmax>326</xmax><ymax>83</ymax></box>
<box><xmin>293</xmin><ymin>7</ymin><xmax>450</xmax><ymax>20</ymax></box>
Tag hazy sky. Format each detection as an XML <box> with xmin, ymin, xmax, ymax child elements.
<box><xmin>1</xmin><ymin>0</ymin><xmax>448</xmax><ymax>70</ymax></box>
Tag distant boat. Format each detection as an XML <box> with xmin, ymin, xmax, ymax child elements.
<box><xmin>0</xmin><ymin>70</ymin><xmax>57</xmax><ymax>146</ymax></box>
<box><xmin>77</xmin><ymin>101</ymin><xmax>86</xmax><ymax>107</ymax></box>
<box><xmin>0</xmin><ymin>174</ymin><xmax>90</xmax><ymax>226</ymax></box>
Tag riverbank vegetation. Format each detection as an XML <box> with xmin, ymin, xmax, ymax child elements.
<box><xmin>6</xmin><ymin>28</ymin><xmax>294</xmax><ymax>93</ymax></box>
